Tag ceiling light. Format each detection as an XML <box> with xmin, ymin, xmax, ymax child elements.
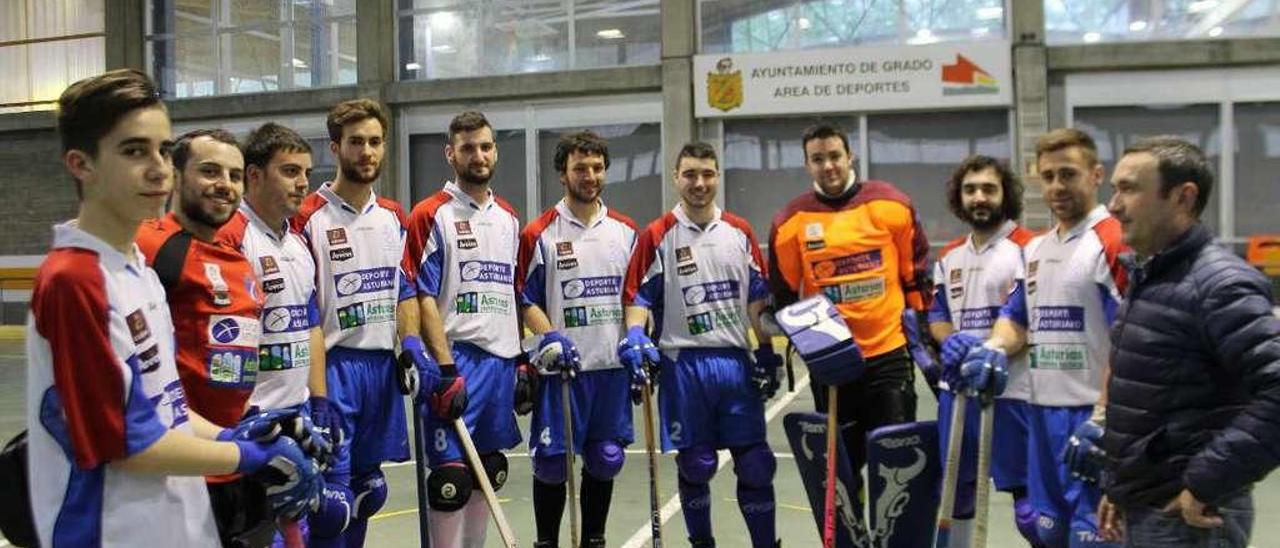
<box><xmin>429</xmin><ymin>11</ymin><xmax>457</xmax><ymax>30</ymax></box>
<box><xmin>797</xmin><ymin>17</ymin><xmax>811</xmax><ymax>30</ymax></box>
<box><xmin>291</xmin><ymin>58</ymin><xmax>308</xmax><ymax>68</ymax></box>
<box><xmin>404</xmin><ymin>62</ymin><xmax>421</xmax><ymax>71</ymax></box>
<box><xmin>596</xmin><ymin>28</ymin><xmax>625</xmax><ymax>40</ymax></box>
<box><xmin>976</xmin><ymin>7</ymin><xmax>1003</xmax><ymax>20</ymax></box>
<box><xmin>1082</xmin><ymin>31</ymin><xmax>1101</xmax><ymax>43</ymax></box>
<box><xmin>530</xmin><ymin>53</ymin><xmax>551</xmax><ymax>62</ymax></box>
<box><xmin>1208</xmin><ymin>26</ymin><xmax>1224</xmax><ymax>37</ymax></box>
<box><xmin>431</xmin><ymin>44</ymin><xmax>456</xmax><ymax>53</ymax></box>
<box><xmin>907</xmin><ymin>28</ymin><xmax>939</xmax><ymax>44</ymax></box>
<box><xmin>1129</xmin><ymin>20</ymin><xmax>1148</xmax><ymax>31</ymax></box>
<box><xmin>1188</xmin><ymin>0</ymin><xmax>1220</xmax><ymax>13</ymax></box>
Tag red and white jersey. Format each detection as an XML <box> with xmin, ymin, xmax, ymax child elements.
<box><xmin>929</xmin><ymin>220</ymin><xmax>1035</xmax><ymax>400</ymax></box>
<box><xmin>26</xmin><ymin>222</ymin><xmax>217</xmax><ymax>547</ymax></box>
<box><xmin>220</xmin><ymin>203</ymin><xmax>320</xmax><ymax>410</ymax></box>
<box><xmin>403</xmin><ymin>182</ymin><xmax>521</xmax><ymax>359</ymax></box>
<box><xmin>1001</xmin><ymin>205</ymin><xmax>1128</xmax><ymax>407</ymax></box>
<box><xmin>623</xmin><ymin>204</ymin><xmax>770</xmax><ymax>353</ymax></box>
<box><xmin>518</xmin><ymin>200</ymin><xmax>638</xmax><ymax>371</ymax></box>
<box><xmin>293</xmin><ymin>183</ymin><xmax>415</xmax><ymax>352</ymax></box>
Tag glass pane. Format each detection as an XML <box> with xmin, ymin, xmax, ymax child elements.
<box><xmin>1233</xmin><ymin>102</ymin><xmax>1280</xmax><ymax>238</ymax></box>
<box><xmin>1046</xmin><ymin>0</ymin><xmax>1280</xmax><ymax>44</ymax></box>
<box><xmin>700</xmin><ymin>0</ymin><xmax>1005</xmax><ymax>54</ymax></box>
<box><xmin>868</xmin><ymin>110</ymin><xmax>1011</xmax><ymax>245</ymax></box>
<box><xmin>0</xmin><ymin>45</ymin><xmax>31</xmax><ymax>106</ymax></box>
<box><xmin>1</xmin><ymin>2</ymin><xmax>26</xmax><ymax>42</ymax></box>
<box><xmin>337</xmin><ymin>18</ymin><xmax>357</xmax><ymax>84</ymax></box>
<box><xmin>228</xmin><ymin>0</ymin><xmax>280</xmax><ymax>27</ymax></box>
<box><xmin>571</xmin><ymin>0</ymin><xmax>661</xmax><ymax>70</ymax></box>
<box><xmin>306</xmin><ymin>136</ymin><xmax>337</xmax><ymax>191</ymax></box>
<box><xmin>723</xmin><ymin>115</ymin><xmax>861</xmax><ymax>239</ymax></box>
<box><xmin>27</xmin><ymin>0</ymin><xmax>105</xmax><ymax>39</ymax></box>
<box><xmin>537</xmin><ymin>124</ymin><xmax>664</xmax><ymax>226</ymax></box>
<box><xmin>1074</xmin><ymin>104</ymin><xmax>1221</xmax><ymax>235</ymax></box>
<box><xmin>222</xmin><ymin>29</ymin><xmax>283</xmax><ymax>93</ymax></box>
<box><xmin>408</xmin><ymin>131</ymin><xmax>529</xmax><ymax>219</ymax></box>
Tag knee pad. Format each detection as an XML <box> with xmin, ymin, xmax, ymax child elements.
<box><xmin>427</xmin><ymin>462</ymin><xmax>474</xmax><ymax>512</ymax></box>
<box><xmin>730</xmin><ymin>444</ymin><xmax>775</xmax><ymax>490</ymax></box>
<box><xmin>1036</xmin><ymin>512</ymin><xmax>1067</xmax><ymax>548</ymax></box>
<box><xmin>481</xmin><ymin>452</ymin><xmax>508</xmax><ymax>492</ymax></box>
<box><xmin>531</xmin><ymin>454</ymin><xmax>567</xmax><ymax>485</ymax></box>
<box><xmin>583</xmin><ymin>440</ymin><xmax>625</xmax><ymax>481</ymax></box>
<box><xmin>350</xmin><ymin>470</ymin><xmax>388</xmax><ymax>521</ymax></box>
<box><xmin>1014</xmin><ymin>497</ymin><xmax>1044</xmax><ymax>547</ymax></box>
<box><xmin>309</xmin><ymin>483</ymin><xmax>353</xmax><ymax>539</ymax></box>
<box><xmin>953</xmin><ymin>480</ymin><xmax>976</xmax><ymax>519</ymax></box>
<box><xmin>676</xmin><ymin>445</ymin><xmax>719</xmax><ymax>485</ymax></box>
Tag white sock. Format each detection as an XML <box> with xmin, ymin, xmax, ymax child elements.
<box><xmin>462</xmin><ymin>496</ymin><xmax>490</xmax><ymax>548</ymax></box>
<box><xmin>428</xmin><ymin>507</ymin><xmax>466</xmax><ymax>548</ymax></box>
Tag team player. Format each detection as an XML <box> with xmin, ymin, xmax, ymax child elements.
<box><xmin>218</xmin><ymin>122</ymin><xmax>353</xmax><ymax>542</ymax></box>
<box><xmin>403</xmin><ymin>110</ymin><xmax>522</xmax><ymax>547</ymax></box>
<box><xmin>293</xmin><ymin>99</ymin><xmax>440</xmax><ymax>547</ymax></box>
<box><xmin>928</xmin><ymin>155</ymin><xmax>1039</xmax><ymax>546</ymax></box>
<box><xmin>518</xmin><ymin>131</ymin><xmax>638</xmax><ymax>548</ymax></box>
<box><xmin>621</xmin><ymin>142</ymin><xmax>782</xmax><ymax>548</ymax></box>
<box><xmin>28</xmin><ymin>69</ymin><xmax>315</xmax><ymax>547</ymax></box>
<box><xmin>961</xmin><ymin>128</ymin><xmax>1127</xmax><ymax>547</ymax></box>
<box><xmin>768</xmin><ymin>123</ymin><xmax>930</xmax><ymax>541</ymax></box>
<box><xmin>134</xmin><ymin>128</ymin><xmax>284</xmax><ymax>545</ymax></box>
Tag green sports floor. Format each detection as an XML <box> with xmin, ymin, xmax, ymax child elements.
<box><xmin>0</xmin><ymin>339</ymin><xmax>1274</xmax><ymax>547</ymax></box>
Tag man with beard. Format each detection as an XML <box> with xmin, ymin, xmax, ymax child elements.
<box><xmin>768</xmin><ymin>123</ymin><xmax>930</xmax><ymax>544</ymax></box>
<box><xmin>622</xmin><ymin>142</ymin><xmax>782</xmax><ymax>548</ymax></box>
<box><xmin>959</xmin><ymin>128</ymin><xmax>1127</xmax><ymax>547</ymax></box>
<box><xmin>293</xmin><ymin>99</ymin><xmax>446</xmax><ymax>547</ymax></box>
<box><xmin>518</xmin><ymin>130</ymin><xmax>638</xmax><ymax>548</ymax></box>
<box><xmin>928</xmin><ymin>155</ymin><xmax>1039</xmax><ymax>547</ymax></box>
<box><xmin>135</xmin><ymin>128</ymin><xmax>280</xmax><ymax>545</ymax></box>
<box><xmin>403</xmin><ymin>111</ymin><xmax>521</xmax><ymax>547</ymax></box>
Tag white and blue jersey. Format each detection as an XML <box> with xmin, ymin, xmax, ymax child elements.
<box><xmin>26</xmin><ymin>222</ymin><xmax>217</xmax><ymax>547</ymax></box>
<box><xmin>221</xmin><ymin>203</ymin><xmax>321</xmax><ymax>411</ymax></box>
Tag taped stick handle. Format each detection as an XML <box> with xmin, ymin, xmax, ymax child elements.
<box><xmin>934</xmin><ymin>394</ymin><xmax>968</xmax><ymax>548</ymax></box>
<box><xmin>823</xmin><ymin>384</ymin><xmax>838</xmax><ymax>548</ymax></box>
<box><xmin>972</xmin><ymin>396</ymin><xmax>995</xmax><ymax>548</ymax></box>
<box><xmin>642</xmin><ymin>375</ymin><xmax>664</xmax><ymax>547</ymax></box>
<box><xmin>410</xmin><ymin>401</ymin><xmax>432</xmax><ymax>548</ymax></box>
<box><xmin>453</xmin><ymin>419</ymin><xmax>518</xmax><ymax>547</ymax></box>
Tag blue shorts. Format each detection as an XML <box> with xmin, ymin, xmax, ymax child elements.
<box><xmin>529</xmin><ymin>368</ymin><xmax>634</xmax><ymax>456</ymax></box>
<box><xmin>1027</xmin><ymin>404</ymin><xmax>1110</xmax><ymax>546</ymax></box>
<box><xmin>422</xmin><ymin>342</ymin><xmax>522</xmax><ymax>465</ymax></box>
<box><xmin>658</xmin><ymin>348</ymin><xmax>766</xmax><ymax>451</ymax></box>
<box><xmin>326</xmin><ymin>346</ymin><xmax>409</xmax><ymax>477</ymax></box>
<box><xmin>938</xmin><ymin>392</ymin><xmax>1031</xmax><ymax>495</ymax></box>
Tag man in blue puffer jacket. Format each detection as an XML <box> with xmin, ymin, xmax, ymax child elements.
<box><xmin>1094</xmin><ymin>136</ymin><xmax>1280</xmax><ymax>547</ymax></box>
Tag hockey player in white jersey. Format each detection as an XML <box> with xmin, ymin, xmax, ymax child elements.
<box><xmin>518</xmin><ymin>130</ymin><xmax>639</xmax><ymax>548</ymax></box>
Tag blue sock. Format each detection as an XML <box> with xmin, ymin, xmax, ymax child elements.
<box><xmin>736</xmin><ymin>480</ymin><xmax>776</xmax><ymax>547</ymax></box>
<box><xmin>678</xmin><ymin>475</ymin><xmax>713</xmax><ymax>541</ymax></box>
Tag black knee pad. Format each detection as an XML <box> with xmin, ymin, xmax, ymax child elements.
<box><xmin>481</xmin><ymin>452</ymin><xmax>509</xmax><ymax>492</ymax></box>
<box><xmin>427</xmin><ymin>462</ymin><xmax>474</xmax><ymax>512</ymax></box>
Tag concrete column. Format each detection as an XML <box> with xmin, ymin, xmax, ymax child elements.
<box><xmin>1010</xmin><ymin>0</ymin><xmax>1051</xmax><ymax>229</ymax></box>
<box><xmin>355</xmin><ymin>0</ymin><xmax>399</xmax><ymax>200</ymax></box>
<box><xmin>661</xmin><ymin>0</ymin><xmax>697</xmax><ymax>209</ymax></box>
<box><xmin>104</xmin><ymin>0</ymin><xmax>146</xmax><ymax>71</ymax></box>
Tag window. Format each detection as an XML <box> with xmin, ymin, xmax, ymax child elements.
<box><xmin>147</xmin><ymin>0</ymin><xmax>357</xmax><ymax>99</ymax></box>
<box><xmin>1233</xmin><ymin>102</ymin><xmax>1280</xmax><ymax>239</ymax></box>
<box><xmin>396</xmin><ymin>0</ymin><xmax>660</xmax><ymax>81</ymax></box>
<box><xmin>0</xmin><ymin>0</ymin><xmax>104</xmax><ymax>113</ymax></box>
<box><xmin>536</xmin><ymin>124</ymin><xmax>663</xmax><ymax>226</ymax></box>
<box><xmin>1046</xmin><ymin>0</ymin><xmax>1280</xmax><ymax>44</ymax></box>
<box><xmin>700</xmin><ymin>0</ymin><xmax>1006</xmax><ymax>54</ymax></box>
<box><xmin>407</xmin><ymin>130</ymin><xmax>528</xmax><ymax>214</ymax></box>
<box><xmin>1074</xmin><ymin>104</ymin><xmax>1222</xmax><ymax>235</ymax></box>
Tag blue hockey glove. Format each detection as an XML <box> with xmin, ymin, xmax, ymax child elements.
<box><xmin>958</xmin><ymin>343</ymin><xmax>1008</xmax><ymax>398</ymax></box>
<box><xmin>430</xmin><ymin>365</ymin><xmax>468</xmax><ymax>420</ymax></box>
<box><xmin>618</xmin><ymin>326</ymin><xmax>661</xmax><ymax>404</ymax></box>
<box><xmin>902</xmin><ymin>309</ymin><xmax>941</xmax><ymax>387</ymax></box>
<box><xmin>235</xmin><ymin>436</ymin><xmax>323</xmax><ymax>520</ymax></box>
<box><xmin>307</xmin><ymin>396</ymin><xmax>342</xmax><ymax>469</ymax></box>
<box><xmin>397</xmin><ymin>335</ymin><xmax>441</xmax><ymax>403</ymax></box>
<box><xmin>751</xmin><ymin>346</ymin><xmax>783</xmax><ymax>400</ymax></box>
<box><xmin>532</xmin><ymin>331</ymin><xmax>582</xmax><ymax>378</ymax></box>
<box><xmin>940</xmin><ymin>332</ymin><xmax>983</xmax><ymax>389</ymax></box>
<box><xmin>1063</xmin><ymin>420</ymin><xmax>1108</xmax><ymax>485</ymax></box>
<box><xmin>223</xmin><ymin>408</ymin><xmax>331</xmax><ymax>469</ymax></box>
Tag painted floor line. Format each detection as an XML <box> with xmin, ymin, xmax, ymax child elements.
<box><xmin>384</xmin><ymin>449</ymin><xmax>797</xmax><ymax>469</ymax></box>
<box><xmin>619</xmin><ymin>373</ymin><xmax>812</xmax><ymax>548</ymax></box>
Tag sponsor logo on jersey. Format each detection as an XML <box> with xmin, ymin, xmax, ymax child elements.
<box><xmin>1028</xmin><ymin>260</ymin><xmax>1039</xmax><ymax>278</ymax></box>
<box><xmin>458</xmin><ymin>238</ymin><xmax>478</xmax><ymax>249</ymax></box>
<box><xmin>811</xmin><ymin>249</ymin><xmax>883</xmax><ymax>279</ymax></box>
<box><xmin>150</xmin><ymin>379</ymin><xmax>190</xmax><ymax>427</ymax></box>
<box><xmin>676</xmin><ymin>246</ymin><xmax>694</xmax><ymax>263</ymax></box>
<box><xmin>556</xmin><ymin>241</ymin><xmax>574</xmax><ymax>256</ymax></box>
<box><xmin>563</xmin><ymin>304</ymin><xmax>623</xmax><ymax>327</ymax></box>
<box><xmin>950</xmin><ymin>285</ymin><xmax>964</xmax><ymax>299</ymax></box>
<box><xmin>211</xmin><ymin>318</ymin><xmax>242</xmax><ymax>344</ymax></box>
<box><xmin>337</xmin><ymin>298</ymin><xmax>397</xmax><ymax>329</ymax></box>
<box><xmin>260</xmin><ymin>341</ymin><xmax>311</xmax><ymax>371</ymax></box>
<box><xmin>561</xmin><ymin>276</ymin><xmax>622</xmax><ymax>300</ymax></box>
<box><xmin>1034</xmin><ymin>305</ymin><xmax>1084</xmax><ymax>331</ymax></box>
<box><xmin>455</xmin><ymin>291</ymin><xmax>513</xmax><ymax>315</ymax></box>
<box><xmin>1030</xmin><ymin>343</ymin><xmax>1087</xmax><ymax>370</ymax></box>
<box><xmin>806</xmin><ymin>239</ymin><xmax>827</xmax><ymax>250</ymax></box>
<box><xmin>260</xmin><ymin>255</ymin><xmax>280</xmax><ymax>275</ymax></box>
<box><xmin>686</xmin><ymin>308</ymin><xmax>744</xmax><ymax>335</ymax></box>
<box><xmin>950</xmin><ymin>268</ymin><xmax>962</xmax><ymax>284</ymax></box>
<box><xmin>263</xmin><ymin>305</ymin><xmax>313</xmax><ymax>333</ymax></box>
<box><xmin>263</xmin><ymin>278</ymin><xmax>286</xmax><ymax>293</ymax></box>
<box><xmin>208</xmin><ymin>314</ymin><xmax>262</xmax><ymax>347</ymax></box>
<box><xmin>682</xmin><ymin>280</ymin><xmax>740</xmax><ymax>306</ymax></box>
<box><xmin>327</xmin><ymin>228</ymin><xmax>348</xmax><ymax>245</ymax></box>
<box><xmin>138</xmin><ymin>344</ymin><xmax>161</xmax><ymax>374</ymax></box>
<box><xmin>204</xmin><ymin>262</ymin><xmax>232</xmax><ymax>306</ymax></box>
<box><xmin>460</xmin><ymin>260</ymin><xmax>514</xmax><ymax>284</ymax></box>
<box><xmin>557</xmin><ymin>258</ymin><xmax>579</xmax><ymax>270</ymax></box>
<box><xmin>957</xmin><ymin>306</ymin><xmax>1000</xmax><ymax>331</ymax></box>
<box><xmin>821</xmin><ymin>277</ymin><xmax>885</xmax><ymax>304</ymax></box>
<box><xmin>335</xmin><ymin>267</ymin><xmax>397</xmax><ymax>297</ymax></box>
<box><xmin>330</xmin><ymin>247</ymin><xmax>354</xmax><ymax>262</ymax></box>
<box><xmin>209</xmin><ymin>346</ymin><xmax>259</xmax><ymax>387</ymax></box>
<box><xmin>455</xmin><ymin>220</ymin><xmax>473</xmax><ymax>235</ymax></box>
<box><xmin>677</xmin><ymin>263</ymin><xmax>699</xmax><ymax>276</ymax></box>
<box><xmin>126</xmin><ymin>309</ymin><xmax>151</xmax><ymax>343</ymax></box>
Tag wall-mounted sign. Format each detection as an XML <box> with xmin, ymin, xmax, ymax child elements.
<box><xmin>694</xmin><ymin>41</ymin><xmax>1012</xmax><ymax>118</ymax></box>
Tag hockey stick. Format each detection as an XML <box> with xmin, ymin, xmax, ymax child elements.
<box><xmin>934</xmin><ymin>394</ymin><xmax>967</xmax><ymax>548</ymax></box>
<box><xmin>641</xmin><ymin>361</ymin><xmax>664</xmax><ymax>547</ymax></box>
<box><xmin>972</xmin><ymin>393</ymin><xmax>995</xmax><ymax>548</ymax></box>
<box><xmin>278</xmin><ymin>518</ymin><xmax>305</xmax><ymax>548</ymax></box>
<box><xmin>822</xmin><ymin>384</ymin><xmax>838</xmax><ymax>548</ymax></box>
<box><xmin>453</xmin><ymin>418</ymin><xmax>518</xmax><ymax>547</ymax></box>
<box><xmin>411</xmin><ymin>401</ymin><xmax>432</xmax><ymax>548</ymax></box>
<box><xmin>562</xmin><ymin>371</ymin><xmax>580</xmax><ymax>548</ymax></box>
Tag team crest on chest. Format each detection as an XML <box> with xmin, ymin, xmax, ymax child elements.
<box><xmin>455</xmin><ymin>220</ymin><xmax>473</xmax><ymax>235</ymax></box>
<box><xmin>326</xmin><ymin>228</ymin><xmax>348</xmax><ymax>245</ymax></box>
<box><xmin>259</xmin><ymin>256</ymin><xmax>280</xmax><ymax>275</ymax></box>
<box><xmin>804</xmin><ymin>223</ymin><xmax>826</xmax><ymax>250</ymax></box>
<box><xmin>1027</xmin><ymin>260</ymin><xmax>1039</xmax><ymax>295</ymax></box>
<box><xmin>557</xmin><ymin>241</ymin><xmax>574</xmax><ymax>257</ymax></box>
<box><xmin>126</xmin><ymin>309</ymin><xmax>151</xmax><ymax>344</ymax></box>
<box><xmin>204</xmin><ymin>262</ymin><xmax>231</xmax><ymax>306</ymax></box>
<box><xmin>675</xmin><ymin>246</ymin><xmax>698</xmax><ymax>276</ymax></box>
